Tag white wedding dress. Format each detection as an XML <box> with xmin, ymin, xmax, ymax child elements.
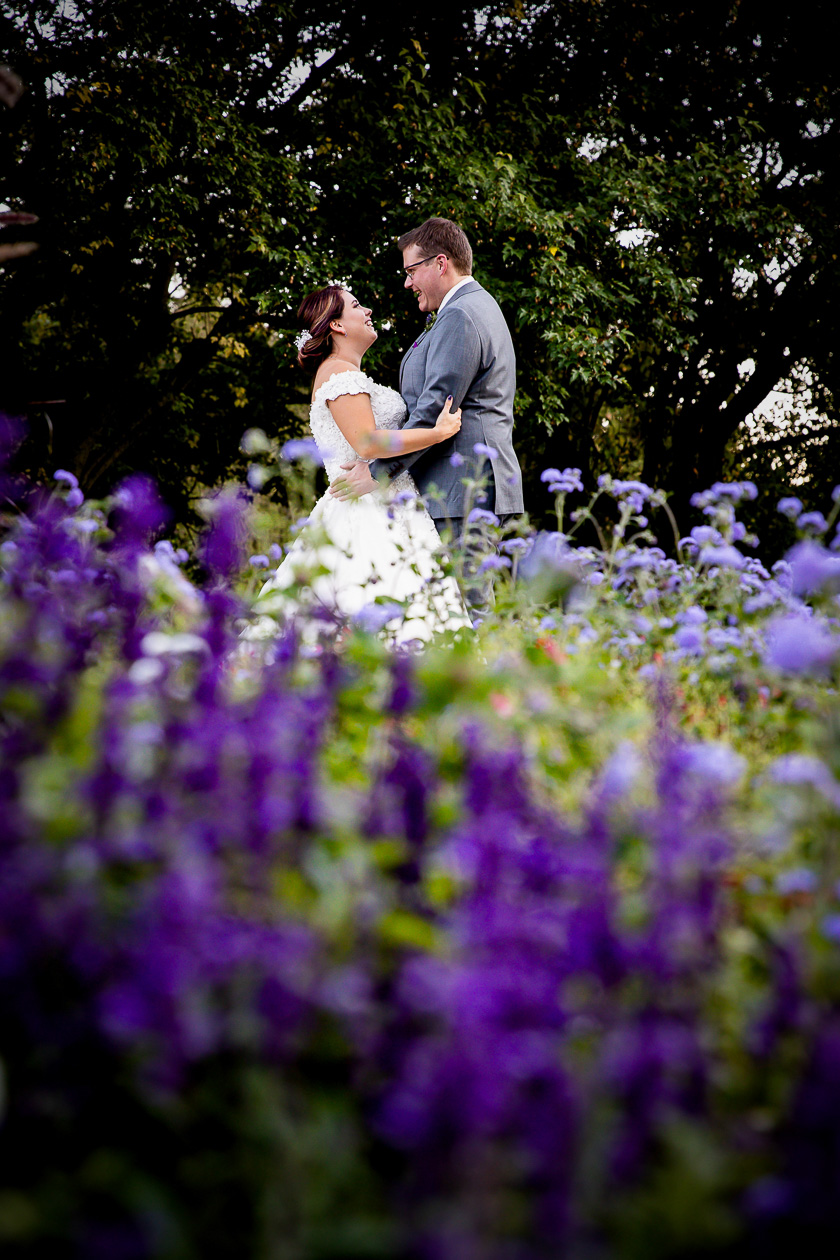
<box><xmin>246</xmin><ymin>369</ymin><xmax>470</xmax><ymax>645</ymax></box>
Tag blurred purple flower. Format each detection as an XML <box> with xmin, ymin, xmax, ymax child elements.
<box><xmin>778</xmin><ymin>496</ymin><xmax>804</xmax><ymax>519</ymax></box>
<box><xmin>698</xmin><ymin>544</ymin><xmax>745</xmax><ymax>570</ymax></box>
<box><xmin>353</xmin><ymin>601</ymin><xmax>404</xmax><ymax>633</ymax></box>
<box><xmin>787</xmin><ymin>540</ymin><xmax>840</xmax><ymax>597</ymax></box>
<box><xmin>767</xmin><ymin>754</ymin><xmax>840</xmax><ymax>807</ymax></box>
<box><xmin>111</xmin><ymin>475</ymin><xmax>170</xmax><ymax>549</ymax></box>
<box><xmin>768</xmin><ymin>753</ymin><xmax>835</xmax><ymax>790</ymax></box>
<box><xmin>677</xmin><ymin>605</ymin><xmax>708</xmax><ymax>625</ymax></box>
<box><xmin>797</xmin><ymin>511</ymin><xmax>828</xmax><ymax>535</ymax></box>
<box><xmin>281</xmin><ymin>438</ymin><xmax>323</xmax><ymax>464</ymax></box>
<box><xmin>467</xmin><ymin>507</ymin><xmax>499</xmax><ymax>527</ymax></box>
<box><xmin>200</xmin><ymin>489</ymin><xmax>248</xmax><ymax>579</ymax></box>
<box><xmin>821</xmin><ymin>915</ymin><xmax>840</xmax><ymax>943</ymax></box>
<box><xmin>478</xmin><ymin>554</ymin><xmax>511</xmax><ymax>573</ymax></box>
<box><xmin>597</xmin><ymin>742</ymin><xmax>642</xmax><ymax>800</ymax></box>
<box><xmin>775</xmin><ymin>867</ymin><xmax>818</xmax><ymax>895</ymax></box>
<box><xmin>518</xmin><ymin>531</ymin><xmax>574</xmax><ymax>582</ymax></box>
<box><xmin>677</xmin><ymin>741</ymin><xmax>746</xmax><ymax>786</ymax></box>
<box><xmin>763</xmin><ymin>613</ymin><xmax>838</xmax><ymax>676</ymax></box>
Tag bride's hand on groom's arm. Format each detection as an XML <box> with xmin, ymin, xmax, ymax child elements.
<box><xmin>329</xmin><ymin>460</ymin><xmax>378</xmax><ymax>501</ymax></box>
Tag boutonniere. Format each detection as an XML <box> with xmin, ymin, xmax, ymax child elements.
<box><xmin>411</xmin><ymin>312</ymin><xmax>437</xmax><ymax>349</ymax></box>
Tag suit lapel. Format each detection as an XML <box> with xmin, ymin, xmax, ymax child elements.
<box><xmin>399</xmin><ymin>288</ymin><xmax>480</xmax><ymax>389</ymax></box>
<box><xmin>399</xmin><ymin>325</ymin><xmax>431</xmax><ymax>391</ymax></box>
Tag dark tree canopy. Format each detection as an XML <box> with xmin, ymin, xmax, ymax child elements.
<box><xmin>2</xmin><ymin>0</ymin><xmax>839</xmax><ymax>533</ymax></box>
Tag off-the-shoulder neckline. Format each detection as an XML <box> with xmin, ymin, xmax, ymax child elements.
<box><xmin>311</xmin><ymin>367</ymin><xmax>373</xmax><ymax>402</ymax></box>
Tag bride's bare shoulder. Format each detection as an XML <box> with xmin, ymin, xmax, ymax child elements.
<box><xmin>312</xmin><ymin>359</ymin><xmax>364</xmax><ymax>395</ymax></box>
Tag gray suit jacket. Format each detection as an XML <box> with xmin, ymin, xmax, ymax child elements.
<box><xmin>370</xmin><ymin>280</ymin><xmax>524</xmax><ymax>520</ymax></box>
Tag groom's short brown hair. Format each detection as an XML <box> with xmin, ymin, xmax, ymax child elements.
<box><xmin>398</xmin><ymin>217</ymin><xmax>473</xmax><ymax>275</ymax></box>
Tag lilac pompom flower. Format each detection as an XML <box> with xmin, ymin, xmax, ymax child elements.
<box><xmin>541</xmin><ymin>467</ymin><xmax>583</xmax><ymax>494</ymax></box>
<box><xmin>797</xmin><ymin>511</ymin><xmax>828</xmax><ymax>535</ymax></box>
<box><xmin>777</xmin><ymin>497</ymin><xmax>804</xmax><ymax>520</ymax></box>
<box><xmin>479</xmin><ymin>554</ymin><xmax>511</xmax><ymax>573</ymax></box>
<box><xmin>698</xmin><ymin>544</ymin><xmax>745</xmax><ymax>570</ymax></box>
<box><xmin>467</xmin><ymin>507</ymin><xmax>499</xmax><ymax>527</ymax></box>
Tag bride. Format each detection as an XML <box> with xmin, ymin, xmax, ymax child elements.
<box><xmin>247</xmin><ymin>283</ymin><xmax>471</xmax><ymax>644</ymax></box>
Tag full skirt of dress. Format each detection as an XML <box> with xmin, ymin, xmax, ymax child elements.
<box><xmin>245</xmin><ymin>486</ymin><xmax>470</xmax><ymax>646</ymax></box>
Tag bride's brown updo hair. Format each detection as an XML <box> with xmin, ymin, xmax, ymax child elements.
<box><xmin>296</xmin><ymin>284</ymin><xmax>345</xmax><ymax>374</ymax></box>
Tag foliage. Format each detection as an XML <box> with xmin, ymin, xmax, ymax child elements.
<box><xmin>2</xmin><ymin>2</ymin><xmax>839</xmax><ymax>532</ymax></box>
<box><xmin>4</xmin><ymin>433</ymin><xmax>840</xmax><ymax>1255</ymax></box>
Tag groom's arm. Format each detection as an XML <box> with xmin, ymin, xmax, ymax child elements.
<box><xmin>369</xmin><ymin>307</ymin><xmax>481</xmax><ymax>483</ymax></box>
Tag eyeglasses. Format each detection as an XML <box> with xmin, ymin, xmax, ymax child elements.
<box><xmin>402</xmin><ymin>254</ymin><xmax>443</xmax><ymax>277</ymax></box>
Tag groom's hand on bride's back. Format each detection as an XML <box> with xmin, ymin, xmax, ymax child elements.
<box><xmin>329</xmin><ymin>459</ymin><xmax>378</xmax><ymax>501</ymax></box>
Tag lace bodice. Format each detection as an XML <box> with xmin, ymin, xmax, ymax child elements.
<box><xmin>309</xmin><ymin>369</ymin><xmax>413</xmax><ymax>492</ymax></box>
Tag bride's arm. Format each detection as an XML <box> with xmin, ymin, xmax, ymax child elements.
<box><xmin>327</xmin><ymin>393</ymin><xmax>461</xmax><ymax>459</ymax></box>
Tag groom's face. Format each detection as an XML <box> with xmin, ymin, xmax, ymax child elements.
<box><xmin>402</xmin><ymin>245</ymin><xmax>446</xmax><ymax>315</ymax></box>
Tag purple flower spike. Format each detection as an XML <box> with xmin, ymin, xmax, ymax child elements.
<box><xmin>472</xmin><ymin>442</ymin><xmax>498</xmax><ymax>459</ymax></box>
<box><xmin>200</xmin><ymin>489</ymin><xmax>248</xmax><ymax>578</ymax></box>
<box><xmin>54</xmin><ymin>468</ymin><xmax>79</xmax><ymax>489</ymax></box>
<box><xmin>111</xmin><ymin>475</ymin><xmax>170</xmax><ymax>548</ymax></box>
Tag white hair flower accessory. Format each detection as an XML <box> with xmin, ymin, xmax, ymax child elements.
<box><xmin>294</xmin><ymin>329</ymin><xmax>311</xmax><ymax>353</ymax></box>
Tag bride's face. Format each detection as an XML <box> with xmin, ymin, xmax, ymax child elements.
<box><xmin>332</xmin><ymin>290</ymin><xmax>377</xmax><ymax>349</ymax></box>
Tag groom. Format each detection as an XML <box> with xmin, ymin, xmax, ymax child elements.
<box><xmin>330</xmin><ymin>217</ymin><xmax>523</xmax><ymax>571</ymax></box>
